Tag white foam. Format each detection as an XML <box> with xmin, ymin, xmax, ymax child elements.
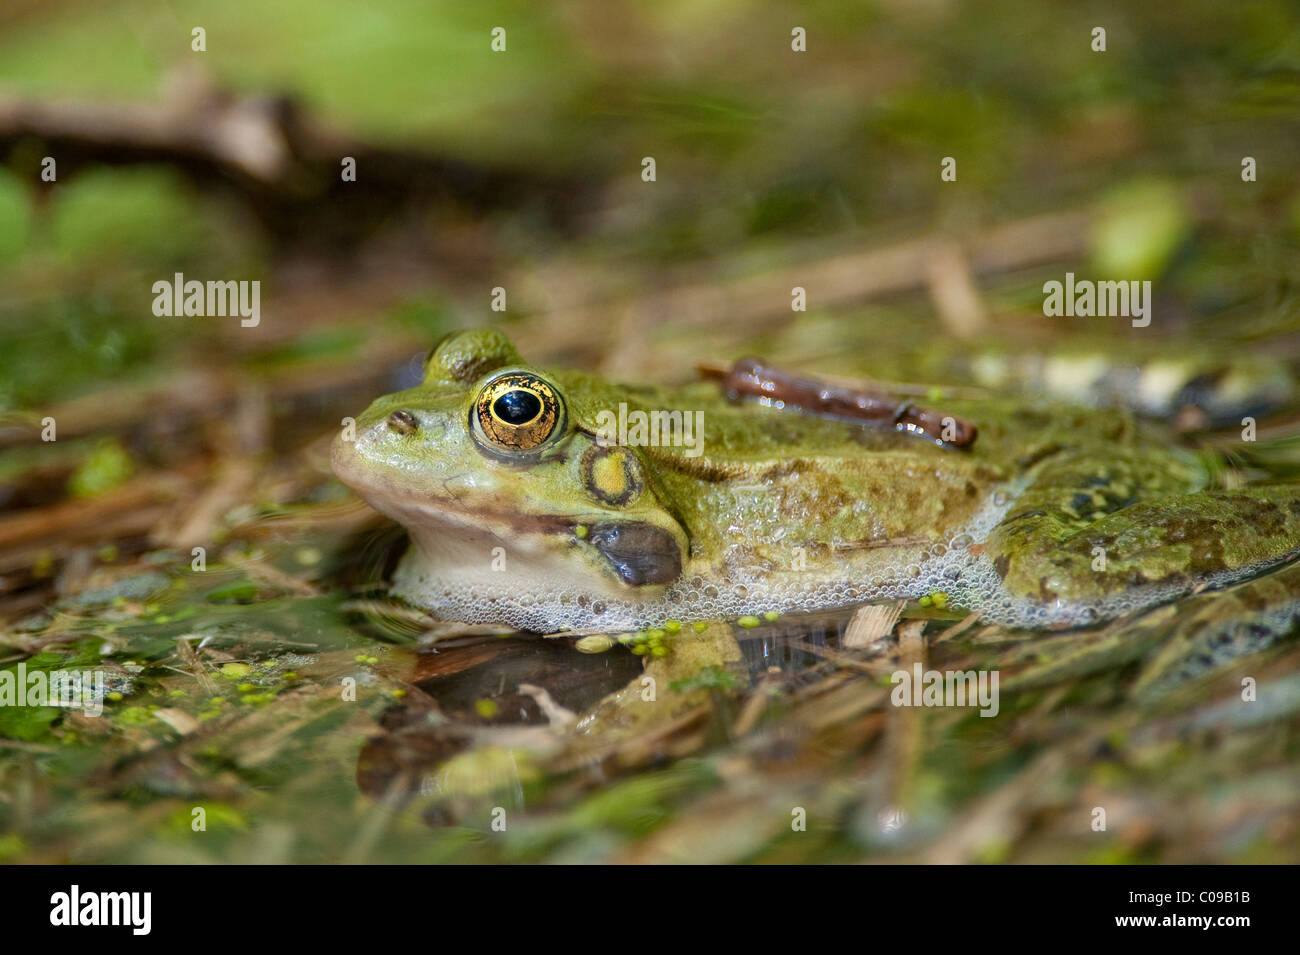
<box><xmin>389</xmin><ymin>475</ymin><xmax>1288</xmax><ymax>634</ymax></box>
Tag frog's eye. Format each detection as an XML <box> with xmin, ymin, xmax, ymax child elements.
<box><xmin>471</xmin><ymin>371</ymin><xmax>566</xmax><ymax>457</ymax></box>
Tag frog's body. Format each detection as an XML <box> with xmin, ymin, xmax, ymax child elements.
<box><xmin>332</xmin><ymin>329</ymin><xmax>1300</xmax><ymax>635</ymax></box>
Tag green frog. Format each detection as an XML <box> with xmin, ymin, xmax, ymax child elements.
<box><xmin>331</xmin><ymin>328</ymin><xmax>1300</xmax><ymax>637</ymax></box>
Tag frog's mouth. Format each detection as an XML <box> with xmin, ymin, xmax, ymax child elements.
<box><xmin>332</xmin><ymin>445</ymin><xmax>685</xmax><ymax>593</ymax></box>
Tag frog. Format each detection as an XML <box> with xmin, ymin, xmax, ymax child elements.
<box><xmin>331</xmin><ymin>328</ymin><xmax>1300</xmax><ymax>642</ymax></box>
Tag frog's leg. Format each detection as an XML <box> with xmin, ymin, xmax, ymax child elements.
<box><xmin>983</xmin><ymin>450</ymin><xmax>1300</xmax><ymax>627</ymax></box>
<box><xmin>1127</xmin><ymin>560</ymin><xmax>1300</xmax><ymax>700</ymax></box>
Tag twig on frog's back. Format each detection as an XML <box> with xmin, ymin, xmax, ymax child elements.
<box><xmin>694</xmin><ymin>360</ymin><xmax>985</xmax><ymax>400</ymax></box>
<box><xmin>698</xmin><ymin>359</ymin><xmax>979</xmax><ymax>449</ymax></box>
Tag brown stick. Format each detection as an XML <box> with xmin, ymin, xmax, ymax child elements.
<box><xmin>702</xmin><ymin>358</ymin><xmax>978</xmax><ymax>448</ymax></box>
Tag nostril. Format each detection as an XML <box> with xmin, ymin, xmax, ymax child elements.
<box><xmin>387</xmin><ymin>410</ymin><xmax>419</xmax><ymax>436</ymax></box>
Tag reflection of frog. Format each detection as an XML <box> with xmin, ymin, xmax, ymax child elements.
<box><xmin>332</xmin><ymin>328</ymin><xmax>1300</xmax><ymax>635</ymax></box>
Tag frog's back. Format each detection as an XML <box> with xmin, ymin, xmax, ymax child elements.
<box><xmin>561</xmin><ymin>373</ymin><xmax>1124</xmax><ymax>581</ymax></box>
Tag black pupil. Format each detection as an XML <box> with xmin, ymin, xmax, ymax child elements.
<box><xmin>494</xmin><ymin>389</ymin><xmax>542</xmax><ymax>425</ymax></box>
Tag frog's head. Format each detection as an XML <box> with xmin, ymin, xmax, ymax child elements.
<box><xmin>331</xmin><ymin>329</ymin><xmax>688</xmax><ymax>602</ymax></box>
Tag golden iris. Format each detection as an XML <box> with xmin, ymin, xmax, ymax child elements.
<box><xmin>472</xmin><ymin>371</ymin><xmax>565</xmax><ymax>455</ymax></box>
